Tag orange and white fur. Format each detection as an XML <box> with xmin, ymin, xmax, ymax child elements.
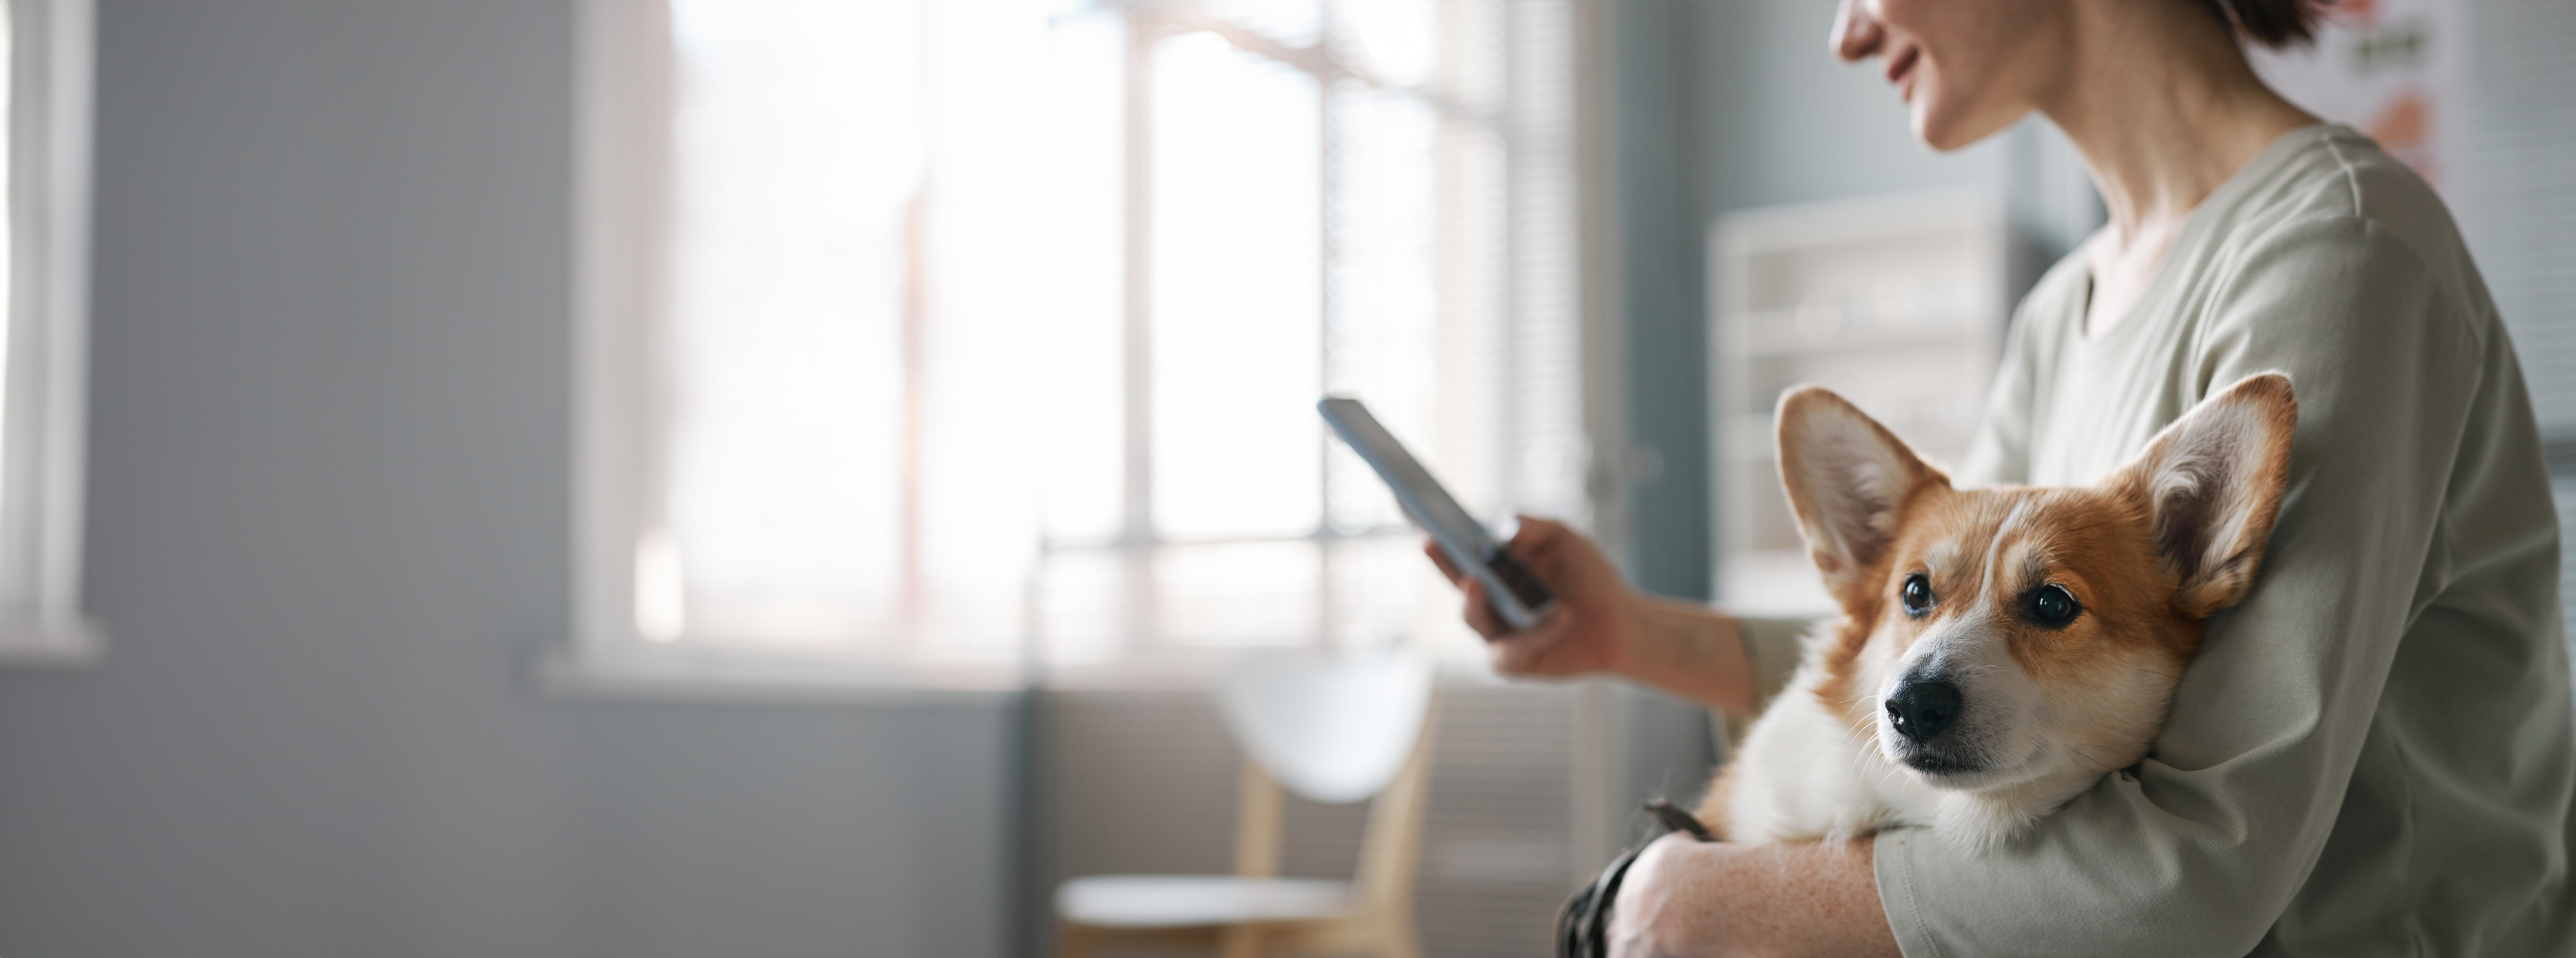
<box><xmin>1698</xmin><ymin>372</ymin><xmax>2296</xmax><ymax>851</ymax></box>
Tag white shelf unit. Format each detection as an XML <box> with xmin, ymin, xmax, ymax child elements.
<box><xmin>1708</xmin><ymin>192</ymin><xmax>2014</xmax><ymax>617</ymax></box>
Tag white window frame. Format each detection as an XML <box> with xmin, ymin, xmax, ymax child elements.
<box><xmin>564</xmin><ymin>0</ymin><xmax>976</xmax><ymax>699</ymax></box>
<box><xmin>567</xmin><ymin>0</ymin><xmax>662</xmax><ymax>689</ymax></box>
<box><xmin>1038</xmin><ymin>3</ymin><xmax>1607</xmax><ymax>677</ymax></box>
<box><xmin>558</xmin><ymin>0</ymin><xmax>1619</xmax><ymax>698</ymax></box>
<box><xmin>0</xmin><ymin>0</ymin><xmax>97</xmax><ymax>665</ymax></box>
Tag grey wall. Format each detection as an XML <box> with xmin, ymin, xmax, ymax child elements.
<box><xmin>1616</xmin><ymin>0</ymin><xmax>2097</xmax><ymax>599</ymax></box>
<box><xmin>1613</xmin><ymin>0</ymin><xmax>1708</xmax><ymax>602</ymax></box>
<box><xmin>0</xmin><ymin>3</ymin><xmax>1019</xmax><ymax>956</ymax></box>
<box><xmin>1678</xmin><ymin>2</ymin><xmax>2013</xmax><ymax>216</ymax></box>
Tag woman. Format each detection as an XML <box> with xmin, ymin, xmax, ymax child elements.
<box><xmin>1429</xmin><ymin>1</ymin><xmax>2576</xmax><ymax>954</ymax></box>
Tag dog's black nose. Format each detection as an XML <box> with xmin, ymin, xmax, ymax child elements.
<box><xmin>1886</xmin><ymin>677</ymin><xmax>1963</xmax><ymax>742</ymax></box>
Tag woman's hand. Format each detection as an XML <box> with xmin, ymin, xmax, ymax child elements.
<box><xmin>1422</xmin><ymin>517</ymin><xmax>1642</xmax><ymax>679</ymax></box>
<box><xmin>1605</xmin><ymin>834</ymin><xmax>1898</xmax><ymax>958</ymax></box>
<box><xmin>1425</xmin><ymin>517</ymin><xmax>1761</xmax><ymax>714</ymax></box>
<box><xmin>1606</xmin><ymin>834</ymin><xmax>1704</xmax><ymax>958</ymax></box>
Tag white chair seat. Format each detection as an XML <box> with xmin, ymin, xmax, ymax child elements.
<box><xmin>1055</xmin><ymin>875</ymin><xmax>1354</xmax><ymax>929</ymax></box>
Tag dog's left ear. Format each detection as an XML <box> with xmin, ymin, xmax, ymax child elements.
<box><xmin>1776</xmin><ymin>387</ymin><xmax>1948</xmax><ymax>612</ymax></box>
<box><xmin>2102</xmin><ymin>372</ymin><xmax>2298</xmax><ymax>619</ymax></box>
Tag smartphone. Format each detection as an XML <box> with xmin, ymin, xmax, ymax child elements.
<box><xmin>1317</xmin><ymin>396</ymin><xmax>1558</xmax><ymax>631</ymax></box>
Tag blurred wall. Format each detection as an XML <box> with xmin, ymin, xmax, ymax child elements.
<box><xmin>1601</xmin><ymin>2</ymin><xmax>2099</xmax><ymax>834</ymax></box>
<box><xmin>1616</xmin><ymin>0</ymin><xmax>2096</xmax><ymax>603</ymax></box>
<box><xmin>0</xmin><ymin>3</ymin><xmax>1019</xmax><ymax>956</ymax></box>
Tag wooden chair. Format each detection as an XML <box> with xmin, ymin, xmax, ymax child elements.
<box><xmin>1054</xmin><ymin>651</ymin><xmax>1435</xmax><ymax>958</ymax></box>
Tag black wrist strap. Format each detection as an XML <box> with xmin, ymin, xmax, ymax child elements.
<box><xmin>1555</xmin><ymin>800</ymin><xmax>1715</xmax><ymax>958</ymax></box>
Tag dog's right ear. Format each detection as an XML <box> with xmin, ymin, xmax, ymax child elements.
<box><xmin>1776</xmin><ymin>388</ymin><xmax>1946</xmax><ymax>611</ymax></box>
<box><xmin>2102</xmin><ymin>372</ymin><xmax>2297</xmax><ymax>619</ymax></box>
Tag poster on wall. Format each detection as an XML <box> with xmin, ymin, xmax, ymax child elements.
<box><xmin>2248</xmin><ymin>0</ymin><xmax>2469</xmax><ymax>201</ymax></box>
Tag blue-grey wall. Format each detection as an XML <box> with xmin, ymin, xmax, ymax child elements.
<box><xmin>1616</xmin><ymin>0</ymin><xmax>2095</xmax><ymax>599</ymax></box>
<box><xmin>1613</xmin><ymin>0</ymin><xmax>1708</xmax><ymax>601</ymax></box>
<box><xmin>1678</xmin><ymin>2</ymin><xmax>2014</xmax><ymax>215</ymax></box>
<box><xmin>0</xmin><ymin>3</ymin><xmax>1019</xmax><ymax>956</ymax></box>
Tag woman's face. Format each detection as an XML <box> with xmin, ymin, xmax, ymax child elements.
<box><xmin>1833</xmin><ymin>0</ymin><xmax>2071</xmax><ymax>151</ymax></box>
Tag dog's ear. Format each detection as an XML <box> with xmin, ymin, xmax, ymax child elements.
<box><xmin>1776</xmin><ymin>387</ymin><xmax>1947</xmax><ymax>611</ymax></box>
<box><xmin>2102</xmin><ymin>372</ymin><xmax>2297</xmax><ymax>619</ymax></box>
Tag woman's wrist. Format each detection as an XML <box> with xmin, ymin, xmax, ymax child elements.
<box><xmin>1612</xmin><ymin>594</ymin><xmax>1757</xmax><ymax>714</ymax></box>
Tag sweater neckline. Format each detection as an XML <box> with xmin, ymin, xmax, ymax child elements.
<box><xmin>2074</xmin><ymin>122</ymin><xmax>2343</xmax><ymax>349</ymax></box>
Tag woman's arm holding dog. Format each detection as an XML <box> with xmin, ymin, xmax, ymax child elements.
<box><xmin>1873</xmin><ymin>213</ymin><xmax>2549</xmax><ymax>955</ymax></box>
<box><xmin>1606</xmin><ymin>834</ymin><xmax>1899</xmax><ymax>958</ymax></box>
<box><xmin>1425</xmin><ymin>518</ymin><xmax>1760</xmax><ymax>715</ymax></box>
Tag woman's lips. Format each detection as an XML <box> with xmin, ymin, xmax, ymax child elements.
<box><xmin>1887</xmin><ymin>45</ymin><xmax>1921</xmax><ymax>102</ymax></box>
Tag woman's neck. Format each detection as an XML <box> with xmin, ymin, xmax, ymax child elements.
<box><xmin>2040</xmin><ymin>0</ymin><xmax>2318</xmax><ymax>246</ymax></box>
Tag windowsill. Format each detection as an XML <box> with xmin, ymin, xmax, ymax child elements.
<box><xmin>0</xmin><ymin>617</ymin><xmax>103</xmax><ymax>668</ymax></box>
<box><xmin>541</xmin><ymin>643</ymin><xmax>1524</xmax><ymax>703</ymax></box>
<box><xmin>539</xmin><ymin>644</ymin><xmax>1026</xmax><ymax>707</ymax></box>
<box><xmin>1038</xmin><ymin>654</ymin><xmax>1514</xmax><ymax>692</ymax></box>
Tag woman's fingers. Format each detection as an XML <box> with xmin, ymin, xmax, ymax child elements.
<box><xmin>1432</xmin><ymin>518</ymin><xmax>1568</xmax><ymax>589</ymax></box>
<box><xmin>1432</xmin><ymin>517</ymin><xmax>1616</xmax><ymax>677</ymax></box>
<box><xmin>1508</xmin><ymin>515</ymin><xmax>1557</xmax><ymax>555</ymax></box>
<box><xmin>1458</xmin><ymin>578</ymin><xmax>1506</xmax><ymax>638</ymax></box>
<box><xmin>1488</xmin><ymin>632</ymin><xmax>1548</xmax><ymax>674</ymax></box>
<box><xmin>1435</xmin><ymin>538</ymin><xmax>1537</xmax><ymax>643</ymax></box>
<box><xmin>1422</xmin><ymin>538</ymin><xmax>1466</xmax><ymax>585</ymax></box>
<box><xmin>1489</xmin><ymin>626</ymin><xmax>1581</xmax><ymax>676</ymax></box>
<box><xmin>1510</xmin><ymin>516</ymin><xmax>1583</xmax><ymax>583</ymax></box>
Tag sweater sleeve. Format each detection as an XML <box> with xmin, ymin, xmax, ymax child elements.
<box><xmin>1875</xmin><ymin>216</ymin><xmax>2485</xmax><ymax>956</ymax></box>
<box><xmin>1736</xmin><ymin>615</ymin><xmax>1812</xmax><ymax>708</ymax></box>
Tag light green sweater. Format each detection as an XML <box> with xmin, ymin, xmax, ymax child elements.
<box><xmin>1738</xmin><ymin>124</ymin><xmax>2576</xmax><ymax>956</ymax></box>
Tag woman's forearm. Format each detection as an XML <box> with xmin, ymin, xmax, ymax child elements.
<box><xmin>1613</xmin><ymin>834</ymin><xmax>1898</xmax><ymax>958</ymax></box>
<box><xmin>1611</xmin><ymin>596</ymin><xmax>1758</xmax><ymax>715</ymax></box>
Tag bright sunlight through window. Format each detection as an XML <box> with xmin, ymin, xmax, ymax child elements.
<box><xmin>583</xmin><ymin>0</ymin><xmax>1592</xmax><ymax>682</ymax></box>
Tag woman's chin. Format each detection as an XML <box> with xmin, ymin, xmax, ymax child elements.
<box><xmin>1908</xmin><ymin>110</ymin><xmax>1963</xmax><ymax>152</ymax></box>
<box><xmin>1911</xmin><ymin>104</ymin><xmax>2016</xmax><ymax>154</ymax></box>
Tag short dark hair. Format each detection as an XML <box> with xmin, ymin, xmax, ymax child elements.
<box><xmin>2200</xmin><ymin>0</ymin><xmax>2333</xmax><ymax>48</ymax></box>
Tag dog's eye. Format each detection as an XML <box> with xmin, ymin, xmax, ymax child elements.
<box><xmin>2028</xmin><ymin>583</ymin><xmax>2081</xmax><ymax>627</ymax></box>
<box><xmin>1900</xmin><ymin>573</ymin><xmax>1934</xmax><ymax>617</ymax></box>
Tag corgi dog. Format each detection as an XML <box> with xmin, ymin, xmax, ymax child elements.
<box><xmin>1698</xmin><ymin>372</ymin><xmax>2296</xmax><ymax>851</ymax></box>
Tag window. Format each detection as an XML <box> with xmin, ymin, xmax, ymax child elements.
<box><xmin>572</xmin><ymin>0</ymin><xmax>1604</xmax><ymax>690</ymax></box>
<box><xmin>0</xmin><ymin>0</ymin><xmax>96</xmax><ymax>664</ymax></box>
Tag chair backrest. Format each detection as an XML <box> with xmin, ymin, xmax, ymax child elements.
<box><xmin>1217</xmin><ymin>648</ymin><xmax>1434</xmax><ymax>803</ymax></box>
<box><xmin>1217</xmin><ymin>650</ymin><xmax>1436</xmax><ymax>912</ymax></box>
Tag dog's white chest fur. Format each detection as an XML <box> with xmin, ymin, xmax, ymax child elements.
<box><xmin>1724</xmin><ymin>664</ymin><xmax>1911</xmax><ymax>844</ymax></box>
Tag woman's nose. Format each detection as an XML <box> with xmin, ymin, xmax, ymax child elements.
<box><xmin>1830</xmin><ymin>0</ymin><xmax>1886</xmax><ymax>63</ymax></box>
